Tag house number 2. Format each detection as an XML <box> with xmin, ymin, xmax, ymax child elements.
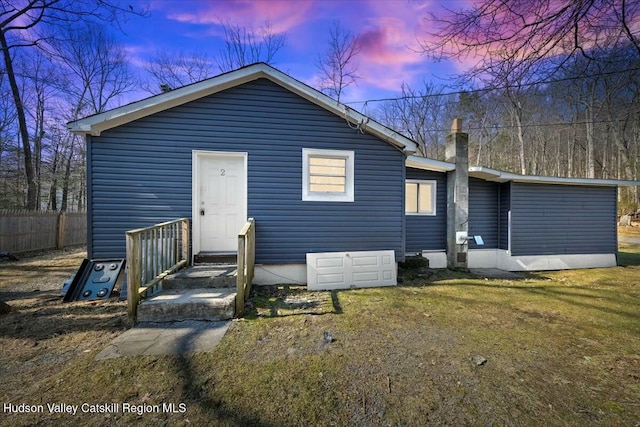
<box><xmin>220</xmin><ymin>169</ymin><xmax>226</xmax><ymax>176</ymax></box>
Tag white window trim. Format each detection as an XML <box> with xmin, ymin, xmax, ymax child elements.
<box><xmin>405</xmin><ymin>179</ymin><xmax>437</xmax><ymax>216</ymax></box>
<box><xmin>302</xmin><ymin>148</ymin><xmax>354</xmax><ymax>202</ymax></box>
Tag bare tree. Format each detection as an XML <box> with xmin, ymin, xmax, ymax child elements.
<box><xmin>144</xmin><ymin>21</ymin><xmax>286</xmax><ymax>93</ymax></box>
<box><xmin>457</xmin><ymin>90</ymin><xmax>502</xmax><ymax>168</ymax></box>
<box><xmin>25</xmin><ymin>52</ymin><xmax>56</xmax><ymax>208</ymax></box>
<box><xmin>377</xmin><ymin>82</ymin><xmax>450</xmax><ymax>158</ymax></box>
<box><xmin>0</xmin><ymin>0</ymin><xmax>146</xmax><ymax>210</ymax></box>
<box><xmin>316</xmin><ymin>21</ymin><xmax>361</xmax><ymax>102</ymax></box>
<box><xmin>418</xmin><ymin>2</ymin><xmax>640</xmax><ymax>179</ymax></box>
<box><xmin>420</xmin><ymin>0</ymin><xmax>640</xmax><ymax>82</ymax></box>
<box><xmin>145</xmin><ymin>49</ymin><xmax>215</xmax><ymax>94</ymax></box>
<box><xmin>48</xmin><ymin>22</ymin><xmax>134</xmax><ymax>210</ymax></box>
<box><xmin>216</xmin><ymin>20</ymin><xmax>286</xmax><ymax>72</ymax></box>
<box><xmin>53</xmin><ymin>22</ymin><xmax>134</xmax><ymax>117</ymax></box>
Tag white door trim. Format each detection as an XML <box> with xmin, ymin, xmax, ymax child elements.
<box><xmin>192</xmin><ymin>150</ymin><xmax>248</xmax><ymax>258</ymax></box>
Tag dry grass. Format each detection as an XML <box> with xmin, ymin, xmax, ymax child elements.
<box><xmin>619</xmin><ymin>221</ymin><xmax>640</xmax><ymax>238</ymax></box>
<box><xmin>1</xmin><ymin>244</ymin><xmax>639</xmax><ymax>426</ymax></box>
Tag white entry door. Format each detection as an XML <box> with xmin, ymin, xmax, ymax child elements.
<box><xmin>194</xmin><ymin>152</ymin><xmax>247</xmax><ymax>253</ymax></box>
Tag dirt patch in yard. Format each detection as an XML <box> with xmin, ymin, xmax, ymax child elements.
<box><xmin>0</xmin><ymin>247</ymin><xmax>128</xmax><ymax>414</ymax></box>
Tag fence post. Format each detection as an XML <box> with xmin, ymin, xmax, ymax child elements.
<box><xmin>56</xmin><ymin>212</ymin><xmax>67</xmax><ymax>249</ymax></box>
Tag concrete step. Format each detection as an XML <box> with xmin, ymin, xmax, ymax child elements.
<box><xmin>194</xmin><ymin>252</ymin><xmax>237</xmax><ymax>264</ymax></box>
<box><xmin>137</xmin><ymin>288</ymin><xmax>236</xmax><ymax>322</ymax></box>
<box><xmin>164</xmin><ymin>264</ymin><xmax>237</xmax><ymax>289</ymax></box>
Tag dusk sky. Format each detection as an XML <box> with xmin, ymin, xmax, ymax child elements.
<box><xmin>115</xmin><ymin>0</ymin><xmax>473</xmax><ymax>107</ymax></box>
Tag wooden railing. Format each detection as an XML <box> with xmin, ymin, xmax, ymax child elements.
<box><xmin>235</xmin><ymin>218</ymin><xmax>255</xmax><ymax>317</ymax></box>
<box><xmin>125</xmin><ymin>218</ymin><xmax>190</xmax><ymax>321</ymax></box>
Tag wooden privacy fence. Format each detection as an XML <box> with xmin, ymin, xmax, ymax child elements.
<box><xmin>0</xmin><ymin>210</ymin><xmax>86</xmax><ymax>253</ymax></box>
<box><xmin>236</xmin><ymin>218</ymin><xmax>255</xmax><ymax>317</ymax></box>
<box><xmin>125</xmin><ymin>218</ymin><xmax>190</xmax><ymax>322</ymax></box>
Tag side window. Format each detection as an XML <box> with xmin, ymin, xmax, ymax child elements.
<box><xmin>405</xmin><ymin>180</ymin><xmax>436</xmax><ymax>215</ymax></box>
<box><xmin>302</xmin><ymin>148</ymin><xmax>354</xmax><ymax>202</ymax></box>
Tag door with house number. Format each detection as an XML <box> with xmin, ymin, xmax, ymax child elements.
<box><xmin>197</xmin><ymin>153</ymin><xmax>246</xmax><ymax>253</ymax></box>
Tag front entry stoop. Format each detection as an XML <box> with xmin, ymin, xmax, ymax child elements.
<box><xmin>137</xmin><ymin>288</ymin><xmax>236</xmax><ymax>322</ymax></box>
<box><xmin>137</xmin><ymin>262</ymin><xmax>238</xmax><ymax>322</ymax></box>
<box><xmin>164</xmin><ymin>264</ymin><xmax>237</xmax><ymax>289</ymax></box>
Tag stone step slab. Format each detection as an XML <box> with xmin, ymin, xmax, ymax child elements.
<box><xmin>137</xmin><ymin>287</ymin><xmax>236</xmax><ymax>322</ymax></box>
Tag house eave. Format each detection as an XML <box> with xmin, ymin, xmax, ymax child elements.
<box><xmin>406</xmin><ymin>155</ymin><xmax>455</xmax><ymax>172</ymax></box>
<box><xmin>67</xmin><ymin>69</ymin><xmax>264</xmax><ymax>137</ymax></box>
<box><xmin>67</xmin><ymin>63</ymin><xmax>418</xmax><ymax>153</ymax></box>
<box><xmin>469</xmin><ymin>166</ymin><xmax>640</xmax><ymax>187</ymax></box>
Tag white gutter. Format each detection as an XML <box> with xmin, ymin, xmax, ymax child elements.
<box><xmin>469</xmin><ymin>166</ymin><xmax>640</xmax><ymax>187</ymax></box>
<box><xmin>406</xmin><ymin>155</ymin><xmax>455</xmax><ymax>172</ymax></box>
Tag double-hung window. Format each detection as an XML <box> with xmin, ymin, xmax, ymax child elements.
<box><xmin>405</xmin><ymin>180</ymin><xmax>436</xmax><ymax>215</ymax></box>
<box><xmin>302</xmin><ymin>148</ymin><xmax>354</xmax><ymax>202</ymax></box>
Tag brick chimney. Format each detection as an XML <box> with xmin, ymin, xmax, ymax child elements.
<box><xmin>446</xmin><ymin>118</ymin><xmax>469</xmax><ymax>269</ymax></box>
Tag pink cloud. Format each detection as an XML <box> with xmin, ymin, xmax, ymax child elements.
<box><xmin>353</xmin><ymin>12</ymin><xmax>427</xmax><ymax>91</ymax></box>
<box><xmin>164</xmin><ymin>0</ymin><xmax>314</xmax><ymax>35</ymax></box>
<box><xmin>358</xmin><ymin>19</ymin><xmax>422</xmax><ymax>65</ymax></box>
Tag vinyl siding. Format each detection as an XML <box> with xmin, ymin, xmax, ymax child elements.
<box><xmin>468</xmin><ymin>178</ymin><xmax>499</xmax><ymax>249</ymax></box>
<box><xmin>88</xmin><ymin>78</ymin><xmax>405</xmax><ymax>264</ymax></box>
<box><xmin>499</xmin><ymin>182</ymin><xmax>511</xmax><ymax>250</ymax></box>
<box><xmin>510</xmin><ymin>183</ymin><xmax>617</xmax><ymax>256</ymax></box>
<box><xmin>404</xmin><ymin>168</ymin><xmax>447</xmax><ymax>252</ymax></box>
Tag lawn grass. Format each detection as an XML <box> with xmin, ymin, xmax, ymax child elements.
<box><xmin>1</xmin><ymin>246</ymin><xmax>639</xmax><ymax>426</ymax></box>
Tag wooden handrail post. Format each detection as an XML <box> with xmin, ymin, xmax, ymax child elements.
<box><xmin>236</xmin><ymin>234</ymin><xmax>247</xmax><ymax>316</ymax></box>
<box><xmin>181</xmin><ymin>219</ymin><xmax>190</xmax><ymax>266</ymax></box>
<box><xmin>126</xmin><ymin>231</ymin><xmax>142</xmax><ymax>321</ymax></box>
<box><xmin>235</xmin><ymin>218</ymin><xmax>255</xmax><ymax>318</ymax></box>
<box><xmin>247</xmin><ymin>218</ymin><xmax>255</xmax><ymax>297</ymax></box>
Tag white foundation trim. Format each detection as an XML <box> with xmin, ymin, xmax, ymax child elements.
<box><xmin>468</xmin><ymin>249</ymin><xmax>499</xmax><ymax>268</ymax></box>
<box><xmin>418</xmin><ymin>251</ymin><xmax>447</xmax><ymax>269</ymax></box>
<box><xmin>253</xmin><ymin>264</ymin><xmax>307</xmax><ymax>285</ymax></box>
<box><xmin>249</xmin><ymin>250</ymin><xmax>616</xmax><ymax>286</ymax></box>
<box><xmin>498</xmin><ymin>251</ymin><xmax>617</xmax><ymax>271</ymax></box>
<box><xmin>468</xmin><ymin>249</ymin><xmax>617</xmax><ymax>271</ymax></box>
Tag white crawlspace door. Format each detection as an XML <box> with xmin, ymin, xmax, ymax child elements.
<box><xmin>193</xmin><ymin>152</ymin><xmax>247</xmax><ymax>254</ymax></box>
<box><xmin>306</xmin><ymin>250</ymin><xmax>397</xmax><ymax>290</ymax></box>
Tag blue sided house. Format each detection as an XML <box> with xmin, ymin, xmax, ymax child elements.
<box><xmin>68</xmin><ymin>63</ymin><xmax>638</xmax><ymax>290</ymax></box>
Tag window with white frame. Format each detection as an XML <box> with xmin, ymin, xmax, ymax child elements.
<box><xmin>405</xmin><ymin>180</ymin><xmax>436</xmax><ymax>215</ymax></box>
<box><xmin>302</xmin><ymin>148</ymin><xmax>354</xmax><ymax>202</ymax></box>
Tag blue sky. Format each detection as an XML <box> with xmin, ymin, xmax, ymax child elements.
<box><xmin>115</xmin><ymin>0</ymin><xmax>474</xmax><ymax>106</ymax></box>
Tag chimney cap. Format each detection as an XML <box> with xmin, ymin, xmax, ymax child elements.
<box><xmin>451</xmin><ymin>118</ymin><xmax>463</xmax><ymax>133</ymax></box>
